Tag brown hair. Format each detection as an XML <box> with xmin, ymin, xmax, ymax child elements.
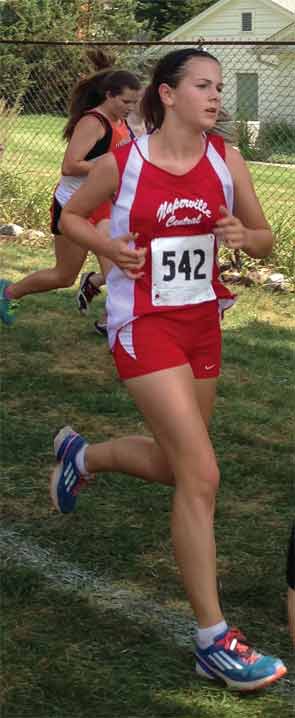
<box><xmin>141</xmin><ymin>48</ymin><xmax>220</xmax><ymax>132</ymax></box>
<box><xmin>63</xmin><ymin>50</ymin><xmax>140</xmax><ymax>140</ymax></box>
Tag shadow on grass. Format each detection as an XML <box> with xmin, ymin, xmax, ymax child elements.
<box><xmin>1</xmin><ymin>293</ymin><xmax>294</xmax><ymax>716</ymax></box>
<box><xmin>1</xmin><ymin>563</ymin><xmax>292</xmax><ymax>718</ymax></box>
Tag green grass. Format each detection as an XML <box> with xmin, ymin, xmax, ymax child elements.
<box><xmin>268</xmin><ymin>154</ymin><xmax>295</xmax><ymax>165</ymax></box>
<box><xmin>1</xmin><ymin>113</ymin><xmax>65</xmax><ymax>177</ymax></box>
<box><xmin>0</xmin><ymin>240</ymin><xmax>294</xmax><ymax>717</ymax></box>
<box><xmin>0</xmin><ymin>114</ymin><xmax>66</xmax><ymax>229</ymax></box>
<box><xmin>0</xmin><ymin>113</ymin><xmax>294</xmax><ymax>228</ymax></box>
<box><xmin>249</xmin><ymin>161</ymin><xmax>295</xmax><ymax>206</ymax></box>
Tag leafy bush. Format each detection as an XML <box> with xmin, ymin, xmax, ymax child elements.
<box><xmin>258</xmin><ymin>121</ymin><xmax>295</xmax><ymax>154</ymax></box>
<box><xmin>235</xmin><ymin>120</ymin><xmax>262</xmax><ymax>160</ymax></box>
<box><xmin>219</xmin><ymin>211</ymin><xmax>295</xmax><ymax>288</ymax></box>
<box><xmin>0</xmin><ymin>102</ymin><xmax>53</xmax><ymax>229</ymax></box>
<box><xmin>0</xmin><ymin>167</ymin><xmax>51</xmax><ymax>230</ymax></box>
<box><xmin>0</xmin><ymin>97</ymin><xmax>21</xmax><ymax>149</ymax></box>
<box><xmin>0</xmin><ymin>49</ymin><xmax>30</xmax><ymax>108</ymax></box>
<box><xmin>236</xmin><ymin>120</ymin><xmax>295</xmax><ymax>163</ymax></box>
<box><xmin>269</xmin><ymin>212</ymin><xmax>295</xmax><ymax>287</ymax></box>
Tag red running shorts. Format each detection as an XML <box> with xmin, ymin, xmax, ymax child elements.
<box><xmin>113</xmin><ymin>300</ymin><xmax>222</xmax><ymax>381</ymax></box>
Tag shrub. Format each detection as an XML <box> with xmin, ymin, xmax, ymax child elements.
<box><xmin>235</xmin><ymin>120</ymin><xmax>262</xmax><ymax>160</ymax></box>
<box><xmin>0</xmin><ymin>97</ymin><xmax>21</xmax><ymax>151</ymax></box>
<box><xmin>0</xmin><ymin>47</ymin><xmax>30</xmax><ymax>108</ymax></box>
<box><xmin>0</xmin><ymin>167</ymin><xmax>51</xmax><ymax>230</ymax></box>
<box><xmin>219</xmin><ymin>211</ymin><xmax>295</xmax><ymax>288</ymax></box>
<box><xmin>258</xmin><ymin>121</ymin><xmax>295</xmax><ymax>154</ymax></box>
<box><xmin>269</xmin><ymin>213</ymin><xmax>295</xmax><ymax>288</ymax></box>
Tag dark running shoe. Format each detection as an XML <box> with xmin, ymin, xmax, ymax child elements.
<box><xmin>94</xmin><ymin>320</ymin><xmax>108</xmax><ymax>338</ymax></box>
<box><xmin>76</xmin><ymin>272</ymin><xmax>103</xmax><ymax>314</ymax></box>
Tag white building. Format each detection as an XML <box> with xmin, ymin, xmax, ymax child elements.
<box><xmin>150</xmin><ymin>0</ymin><xmax>295</xmax><ymax>125</ymax></box>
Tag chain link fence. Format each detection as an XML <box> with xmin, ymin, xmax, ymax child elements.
<box><xmin>0</xmin><ymin>39</ymin><xmax>294</xmax><ymax>262</ymax></box>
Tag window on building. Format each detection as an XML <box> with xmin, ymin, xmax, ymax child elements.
<box><xmin>242</xmin><ymin>12</ymin><xmax>253</xmax><ymax>31</ymax></box>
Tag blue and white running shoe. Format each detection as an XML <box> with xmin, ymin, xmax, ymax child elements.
<box><xmin>195</xmin><ymin>627</ymin><xmax>287</xmax><ymax>691</ymax></box>
<box><xmin>0</xmin><ymin>279</ymin><xmax>17</xmax><ymax>326</ymax></box>
<box><xmin>50</xmin><ymin>426</ymin><xmax>89</xmax><ymax>513</ymax></box>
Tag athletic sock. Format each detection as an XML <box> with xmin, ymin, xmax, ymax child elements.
<box><xmin>75</xmin><ymin>444</ymin><xmax>90</xmax><ymax>477</ymax></box>
<box><xmin>197</xmin><ymin>620</ymin><xmax>228</xmax><ymax>649</ymax></box>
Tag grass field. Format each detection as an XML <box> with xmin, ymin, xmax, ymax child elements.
<box><xmin>0</xmin><ymin>240</ymin><xmax>294</xmax><ymax>718</ymax></box>
<box><xmin>0</xmin><ymin>114</ymin><xmax>294</xmax><ymax>282</ymax></box>
<box><xmin>1</xmin><ymin>114</ymin><xmax>65</xmax><ymax>179</ymax></box>
<box><xmin>0</xmin><ymin>113</ymin><xmax>295</xmax><ymax>226</ymax></box>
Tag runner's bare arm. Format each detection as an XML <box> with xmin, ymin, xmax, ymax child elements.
<box><xmin>215</xmin><ymin>145</ymin><xmax>273</xmax><ymax>258</ymax></box>
<box><xmin>62</xmin><ymin>116</ymin><xmax>106</xmax><ymax>176</ymax></box>
<box><xmin>60</xmin><ymin>153</ymin><xmax>146</xmax><ymax>273</ymax></box>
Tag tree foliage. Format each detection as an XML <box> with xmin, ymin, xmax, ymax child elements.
<box><xmin>0</xmin><ymin>0</ymin><xmax>82</xmax><ymax>109</ymax></box>
<box><xmin>0</xmin><ymin>0</ymin><xmax>218</xmax><ymax>111</ymax></box>
<box><xmin>0</xmin><ymin>0</ymin><xmax>148</xmax><ymax>111</ymax></box>
<box><xmin>80</xmin><ymin>0</ymin><xmax>150</xmax><ymax>67</ymax></box>
<box><xmin>0</xmin><ymin>0</ymin><xmax>80</xmax><ymax>40</ymax></box>
<box><xmin>135</xmin><ymin>0</ymin><xmax>217</xmax><ymax>38</ymax></box>
<box><xmin>83</xmin><ymin>0</ymin><xmax>149</xmax><ymax>42</ymax></box>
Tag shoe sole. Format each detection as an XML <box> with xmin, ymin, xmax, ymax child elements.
<box><xmin>195</xmin><ymin>662</ymin><xmax>287</xmax><ymax>692</ymax></box>
<box><xmin>76</xmin><ymin>273</ymin><xmax>93</xmax><ymax>314</ymax></box>
<box><xmin>53</xmin><ymin>425</ymin><xmax>75</xmax><ymax>459</ymax></box>
<box><xmin>76</xmin><ymin>290</ymin><xmax>89</xmax><ymax>315</ymax></box>
<box><xmin>195</xmin><ymin>663</ymin><xmax>215</xmax><ymax>681</ymax></box>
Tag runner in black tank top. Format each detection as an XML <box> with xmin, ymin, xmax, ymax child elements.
<box><xmin>0</xmin><ymin>52</ymin><xmax>140</xmax><ymax>326</ymax></box>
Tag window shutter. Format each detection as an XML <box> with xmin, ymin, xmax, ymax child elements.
<box><xmin>242</xmin><ymin>12</ymin><xmax>252</xmax><ymax>31</ymax></box>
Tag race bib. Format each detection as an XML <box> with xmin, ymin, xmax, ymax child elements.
<box><xmin>151</xmin><ymin>234</ymin><xmax>216</xmax><ymax>306</ymax></box>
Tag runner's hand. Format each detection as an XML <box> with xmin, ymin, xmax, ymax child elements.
<box><xmin>106</xmin><ymin>233</ymin><xmax>146</xmax><ymax>278</ymax></box>
<box><xmin>214</xmin><ymin>206</ymin><xmax>248</xmax><ymax>250</ymax></box>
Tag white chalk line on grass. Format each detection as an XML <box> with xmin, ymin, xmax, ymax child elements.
<box><xmin>0</xmin><ymin>526</ymin><xmax>196</xmax><ymax>648</ymax></box>
<box><xmin>1</xmin><ymin>525</ymin><xmax>294</xmax><ymax>696</ymax></box>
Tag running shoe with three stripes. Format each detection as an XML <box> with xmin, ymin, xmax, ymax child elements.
<box><xmin>50</xmin><ymin>430</ymin><xmax>288</xmax><ymax>692</ymax></box>
<box><xmin>50</xmin><ymin>426</ymin><xmax>89</xmax><ymax>513</ymax></box>
<box><xmin>195</xmin><ymin>627</ymin><xmax>287</xmax><ymax>691</ymax></box>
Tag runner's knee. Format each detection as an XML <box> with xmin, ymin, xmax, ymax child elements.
<box><xmin>150</xmin><ymin>441</ymin><xmax>174</xmax><ymax>485</ymax></box>
<box><xmin>54</xmin><ymin>270</ymin><xmax>78</xmax><ymax>288</ymax></box>
<box><xmin>174</xmin><ymin>458</ymin><xmax>220</xmax><ymax>499</ymax></box>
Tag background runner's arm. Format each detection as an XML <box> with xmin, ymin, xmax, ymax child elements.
<box><xmin>60</xmin><ymin>154</ymin><xmax>146</xmax><ymax>275</ymax></box>
<box><xmin>62</xmin><ymin>116</ymin><xmax>106</xmax><ymax>176</ymax></box>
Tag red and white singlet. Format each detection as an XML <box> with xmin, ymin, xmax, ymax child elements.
<box><xmin>106</xmin><ymin>132</ymin><xmax>235</xmax><ymax>352</ymax></box>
